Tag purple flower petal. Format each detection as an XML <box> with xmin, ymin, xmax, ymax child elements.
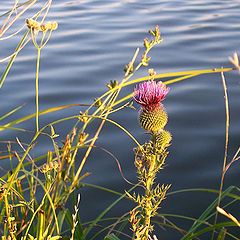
<box><xmin>133</xmin><ymin>81</ymin><xmax>169</xmax><ymax>110</ymax></box>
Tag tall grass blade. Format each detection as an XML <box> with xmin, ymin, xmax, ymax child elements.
<box><xmin>83</xmin><ymin>185</ymin><xmax>137</xmax><ymax>238</ymax></box>
<box><xmin>104</xmin><ymin>233</ymin><xmax>121</xmax><ymax>240</ymax></box>
<box><xmin>0</xmin><ymin>30</ymin><xmax>29</xmax><ymax>88</ymax></box>
<box><xmin>186</xmin><ymin>222</ymin><xmax>239</xmax><ymax>240</ymax></box>
<box><xmin>0</xmin><ymin>104</ymin><xmax>87</xmax><ymax>132</ymax></box>
<box><xmin>217</xmin><ymin>228</ymin><xmax>227</xmax><ymax>240</ymax></box>
<box><xmin>57</xmin><ymin>208</ymin><xmax>68</xmax><ymax>233</ymax></box>
<box><xmin>0</xmin><ymin>105</ymin><xmax>24</xmax><ymax>121</ymax></box>
<box><xmin>37</xmin><ymin>209</ymin><xmax>45</xmax><ymax>239</ymax></box>
<box><xmin>181</xmin><ymin>186</ymin><xmax>235</xmax><ymax>240</ymax></box>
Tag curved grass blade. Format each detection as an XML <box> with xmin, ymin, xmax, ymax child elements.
<box><xmin>20</xmin><ymin>169</ymin><xmax>60</xmax><ymax>237</ymax></box>
<box><xmin>167</xmin><ymin>187</ymin><xmax>240</xmax><ymax>200</ymax></box>
<box><xmin>0</xmin><ymin>104</ymin><xmax>25</xmax><ymax>121</ymax></box>
<box><xmin>89</xmin><ymin>218</ymin><xmax>129</xmax><ymax>240</ymax></box>
<box><xmin>0</xmin><ymin>104</ymin><xmax>88</xmax><ymax>132</ymax></box>
<box><xmin>187</xmin><ymin>221</ymin><xmax>240</xmax><ymax>240</ymax></box>
<box><xmin>80</xmin><ymin>182</ymin><xmax>123</xmax><ymax>197</ymax></box>
<box><xmin>104</xmin><ymin>233</ymin><xmax>121</xmax><ymax>240</ymax></box>
<box><xmin>119</xmin><ymin>67</ymin><xmax>235</xmax><ymax>90</ymax></box>
<box><xmin>83</xmin><ymin>185</ymin><xmax>137</xmax><ymax>238</ymax></box>
<box><xmin>111</xmin><ymin>67</ymin><xmax>234</xmax><ymax>108</ymax></box>
<box><xmin>0</xmin><ymin>30</ymin><xmax>29</xmax><ymax>88</ymax></box>
<box><xmin>0</xmin><ymin>125</ymin><xmax>27</xmax><ymax>132</ymax></box>
<box><xmin>181</xmin><ymin>186</ymin><xmax>235</xmax><ymax>240</ymax></box>
<box><xmin>0</xmin><ymin>0</ymin><xmax>34</xmax><ymax>18</ymax></box>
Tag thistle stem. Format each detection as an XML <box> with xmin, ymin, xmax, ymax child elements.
<box><xmin>143</xmin><ymin>155</ymin><xmax>157</xmax><ymax>239</ymax></box>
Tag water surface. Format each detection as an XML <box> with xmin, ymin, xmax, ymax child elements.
<box><xmin>1</xmin><ymin>0</ymin><xmax>240</xmax><ymax>239</ymax></box>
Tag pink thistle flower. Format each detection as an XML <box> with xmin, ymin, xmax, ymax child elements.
<box><xmin>133</xmin><ymin>81</ymin><xmax>169</xmax><ymax>111</ymax></box>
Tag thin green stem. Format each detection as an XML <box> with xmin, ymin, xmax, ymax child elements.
<box><xmin>41</xmin><ymin>30</ymin><xmax>53</xmax><ymax>48</ymax></box>
<box><xmin>84</xmin><ymin>114</ymin><xmax>142</xmax><ymax>148</ymax></box>
<box><xmin>36</xmin><ymin>47</ymin><xmax>41</xmax><ymax>132</ymax></box>
<box><xmin>4</xmin><ymin>194</ymin><xmax>11</xmax><ymax>238</ymax></box>
<box><xmin>39</xmin><ymin>31</ymin><xmax>46</xmax><ymax>48</ymax></box>
<box><xmin>211</xmin><ymin>72</ymin><xmax>229</xmax><ymax>239</ymax></box>
<box><xmin>7</xmin><ymin>143</ymin><xmax>13</xmax><ymax>172</ymax></box>
<box><xmin>0</xmin><ymin>30</ymin><xmax>30</xmax><ymax>88</ymax></box>
<box><xmin>31</xmin><ymin>28</ymin><xmax>39</xmax><ymax>49</ymax></box>
<box><xmin>0</xmin><ymin>0</ymin><xmax>38</xmax><ymax>38</ymax></box>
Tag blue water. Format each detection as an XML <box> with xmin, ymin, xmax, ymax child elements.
<box><xmin>1</xmin><ymin>0</ymin><xmax>240</xmax><ymax>239</ymax></box>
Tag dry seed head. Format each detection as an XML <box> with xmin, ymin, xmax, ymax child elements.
<box><xmin>39</xmin><ymin>21</ymin><xmax>58</xmax><ymax>31</ymax></box>
<box><xmin>39</xmin><ymin>24</ymin><xmax>46</xmax><ymax>31</ymax></box>
<box><xmin>51</xmin><ymin>22</ymin><xmax>58</xmax><ymax>30</ymax></box>
<box><xmin>44</xmin><ymin>22</ymin><xmax>52</xmax><ymax>30</ymax></box>
<box><xmin>26</xmin><ymin>19</ymin><xmax>58</xmax><ymax>32</ymax></box>
<box><xmin>26</xmin><ymin>18</ymin><xmax>40</xmax><ymax>29</ymax></box>
<box><xmin>40</xmin><ymin>163</ymin><xmax>49</xmax><ymax>173</ymax></box>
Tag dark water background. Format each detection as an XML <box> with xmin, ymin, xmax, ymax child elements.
<box><xmin>1</xmin><ymin>0</ymin><xmax>240</xmax><ymax>239</ymax></box>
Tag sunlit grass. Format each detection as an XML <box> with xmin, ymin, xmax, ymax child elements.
<box><xmin>0</xmin><ymin>1</ymin><xmax>240</xmax><ymax>240</ymax></box>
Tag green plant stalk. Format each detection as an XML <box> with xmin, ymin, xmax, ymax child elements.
<box><xmin>65</xmin><ymin>140</ymin><xmax>80</xmax><ymax>181</ymax></box>
<box><xmin>33</xmin><ymin>28</ymin><xmax>48</xmax><ymax>133</ymax></box>
<box><xmin>14</xmin><ymin>151</ymin><xmax>34</xmax><ymax>201</ymax></box>
<box><xmin>0</xmin><ymin>0</ymin><xmax>50</xmax><ymax>86</ymax></box>
<box><xmin>0</xmin><ymin>0</ymin><xmax>33</xmax><ymax>18</ymax></box>
<box><xmin>0</xmin><ymin>0</ymin><xmax>37</xmax><ymax>38</ymax></box>
<box><xmin>0</xmin><ymin>30</ymin><xmax>29</xmax><ymax>88</ymax></box>
<box><xmin>83</xmin><ymin>185</ymin><xmax>138</xmax><ymax>238</ymax></box>
<box><xmin>0</xmin><ymin>104</ymin><xmax>86</xmax><ymax>133</ymax></box>
<box><xmin>7</xmin><ymin>143</ymin><xmax>13</xmax><ymax>172</ymax></box>
<box><xmin>21</xmin><ymin>169</ymin><xmax>60</xmax><ymax>238</ymax></box>
<box><xmin>0</xmin><ymin>104</ymin><xmax>24</xmax><ymax>121</ymax></box>
<box><xmin>2</xmin><ymin>115</ymin><xmax>85</xmax><ymax>188</ymax></box>
<box><xmin>110</xmin><ymin>68</ymin><xmax>235</xmax><ymax>109</ymax></box>
<box><xmin>4</xmin><ymin>193</ymin><xmax>15</xmax><ymax>239</ymax></box>
<box><xmin>35</xmin><ymin>47</ymin><xmax>41</xmax><ymax>132</ymax></box>
<box><xmin>211</xmin><ymin>72</ymin><xmax>230</xmax><ymax>239</ymax></box>
<box><xmin>81</xmin><ymin>47</ymin><xmax>140</xmax><ymax>133</ymax></box>
<box><xmin>5</xmin><ymin>129</ymin><xmax>41</xmax><ymax>198</ymax></box>
<box><xmin>31</xmin><ymin>161</ymin><xmax>35</xmax><ymax>201</ymax></box>
<box><xmin>37</xmin><ymin>210</ymin><xmax>45</xmax><ymax>239</ymax></box>
<box><xmin>41</xmin><ymin>30</ymin><xmax>53</xmax><ymax>48</ymax></box>
<box><xmin>70</xmin><ymin>48</ymin><xmax>141</xmax><ymax>194</ymax></box>
<box><xmin>144</xmin><ymin>155</ymin><xmax>157</xmax><ymax>239</ymax></box>
<box><xmin>181</xmin><ymin>186</ymin><xmax>235</xmax><ymax>240</ymax></box>
<box><xmin>1</xmin><ymin>0</ymin><xmax>18</xmax><ymax>33</ymax></box>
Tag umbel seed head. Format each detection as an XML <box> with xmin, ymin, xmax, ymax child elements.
<box><xmin>139</xmin><ymin>105</ymin><xmax>168</xmax><ymax>133</ymax></box>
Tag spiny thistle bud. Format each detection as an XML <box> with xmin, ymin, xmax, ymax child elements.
<box><xmin>133</xmin><ymin>81</ymin><xmax>169</xmax><ymax>133</ymax></box>
<box><xmin>151</xmin><ymin>130</ymin><xmax>172</xmax><ymax>149</ymax></box>
<box><xmin>139</xmin><ymin>106</ymin><xmax>168</xmax><ymax>132</ymax></box>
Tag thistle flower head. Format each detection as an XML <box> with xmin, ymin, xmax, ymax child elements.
<box><xmin>133</xmin><ymin>81</ymin><xmax>169</xmax><ymax>110</ymax></box>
